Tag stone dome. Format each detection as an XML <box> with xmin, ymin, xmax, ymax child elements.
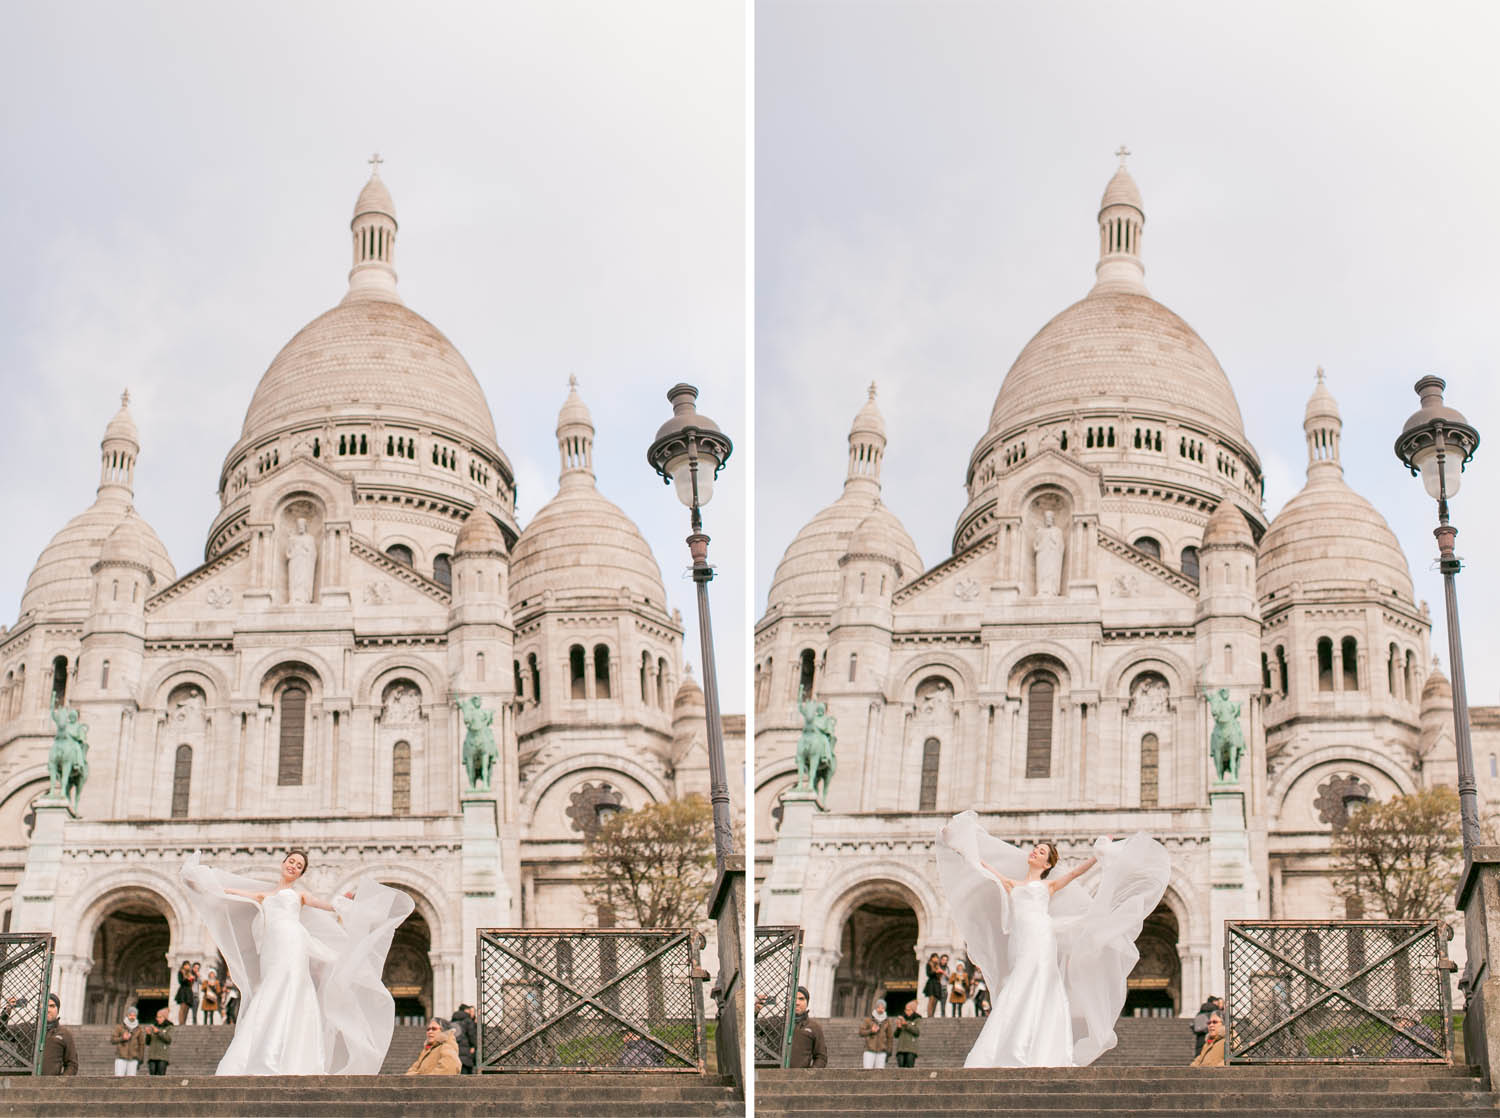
<box><xmin>987</xmin><ymin>291</ymin><xmax>1247</xmax><ymax>441</ymax></box>
<box><xmin>103</xmin><ymin>393</ymin><xmax>139</xmax><ymax>446</ymax></box>
<box><xmin>1100</xmin><ymin>165</ymin><xmax>1144</xmax><ymax>214</ymax></box>
<box><xmin>768</xmin><ymin>494</ymin><xmax>923</xmax><ymax>608</ymax></box>
<box><xmin>238</xmin><ymin>298</ymin><xmax>499</xmax><ymax>452</ymax></box>
<box><xmin>674</xmin><ymin>666</ymin><xmax>705</xmax><ymax>714</ymax></box>
<box><xmin>21</xmin><ymin>498</ymin><xmax>174</xmax><ymax>618</ymax></box>
<box><xmin>845</xmin><ymin>505</ymin><xmax>915</xmax><ymax>567</ymax></box>
<box><xmin>455</xmin><ymin>509</ymin><xmax>507</xmax><ymax>555</ymax></box>
<box><xmin>509</xmin><ymin>486</ymin><xmax>666</xmax><ymax>609</ymax></box>
<box><xmin>1421</xmin><ymin>662</ymin><xmax>1451</xmax><ymax>710</ymax></box>
<box><xmin>97</xmin><ymin>513</ymin><xmax>157</xmax><ymax>568</ymax></box>
<box><xmin>354</xmin><ymin>173</ymin><xmax>396</xmax><ymax>221</ymax></box>
<box><xmin>1257</xmin><ymin>473</ymin><xmax>1414</xmax><ymax>603</ymax></box>
<box><xmin>1202</xmin><ymin>498</ymin><xmax>1255</xmax><ymax>549</ymax></box>
<box><xmin>850</xmin><ymin>383</ymin><xmax>885</xmax><ymax>440</ymax></box>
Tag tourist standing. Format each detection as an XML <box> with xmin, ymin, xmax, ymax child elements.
<box><xmin>174</xmin><ymin>961</ymin><xmax>196</xmax><ymax>1025</ymax></box>
<box><xmin>200</xmin><ymin>968</ymin><xmax>221</xmax><ymax>1025</ymax></box>
<box><xmin>859</xmin><ymin>998</ymin><xmax>893</xmax><ymax>1069</ymax></box>
<box><xmin>405</xmin><ymin>1018</ymin><xmax>461</xmax><ymax>1075</ymax></box>
<box><xmin>111</xmin><ymin>1006</ymin><xmax>145</xmax><ymax>1075</ymax></box>
<box><xmin>144</xmin><ymin>1007</ymin><xmax>173</xmax><ymax>1075</ymax></box>
<box><xmin>788</xmin><ymin>987</ymin><xmax>828</xmax><ymax>1069</ymax></box>
<box><xmin>937</xmin><ymin>954</ymin><xmax>952</xmax><ymax>1016</ymax></box>
<box><xmin>893</xmin><ymin>1001</ymin><xmax>922</xmax><ymax>1068</ymax></box>
<box><xmin>221</xmin><ymin>980</ymin><xmax>241</xmax><ymax>1025</ymax></box>
<box><xmin>41</xmin><ymin>995</ymin><xmax>77</xmax><ymax>1076</ymax></box>
<box><xmin>947</xmin><ymin>962</ymin><xmax>969</xmax><ymax>1016</ymax></box>
<box><xmin>923</xmin><ymin>954</ymin><xmax>943</xmax><ymax>1018</ymax></box>
<box><xmin>449</xmin><ymin>1004</ymin><xmax>477</xmax><ymax>1073</ymax></box>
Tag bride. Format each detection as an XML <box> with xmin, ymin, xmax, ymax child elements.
<box><xmin>180</xmin><ymin>849</ymin><xmax>414</xmax><ymax>1075</ymax></box>
<box><xmin>936</xmin><ymin>811</ymin><xmax>1170</xmax><ymax>1067</ymax></box>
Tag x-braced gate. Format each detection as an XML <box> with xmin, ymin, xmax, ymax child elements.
<box><xmin>753</xmin><ymin>926</ymin><xmax>803</xmax><ymax>1068</ymax></box>
<box><xmin>0</xmin><ymin>934</ymin><xmax>54</xmax><ymax>1075</ymax></box>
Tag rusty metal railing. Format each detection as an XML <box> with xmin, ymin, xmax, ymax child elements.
<box><xmin>753</xmin><ymin>926</ymin><xmax>802</xmax><ymax>1068</ymax></box>
<box><xmin>0</xmin><ymin>934</ymin><xmax>54</xmax><ymax>1076</ymax></box>
<box><xmin>476</xmin><ymin>929</ymin><xmax>705</xmax><ymax>1073</ymax></box>
<box><xmin>1225</xmin><ymin>920</ymin><xmax>1454</xmax><ymax>1063</ymax></box>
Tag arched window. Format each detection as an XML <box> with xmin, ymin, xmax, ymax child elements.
<box><xmin>1388</xmin><ymin>643</ymin><xmax>1401</xmax><ymax>699</ymax></box>
<box><xmin>848</xmin><ymin>653</ymin><xmax>858</xmax><ymax>682</ymax></box>
<box><xmin>1180</xmin><ymin>546</ymin><xmax>1200</xmax><ymax>581</ymax></box>
<box><xmin>594</xmin><ymin>645</ymin><xmax>612</xmax><ymax>700</ymax></box>
<box><xmin>392</xmin><ymin>742</ymin><xmax>411</xmax><ymax>816</ymax></box>
<box><xmin>1404</xmin><ymin>651</ymin><xmax>1415</xmax><ymax>702</ymax></box>
<box><xmin>528</xmin><ymin>653</ymin><xmax>541</xmax><ymax>705</ymax></box>
<box><xmin>514</xmin><ymin>660</ymin><xmax>524</xmax><ymax>699</ymax></box>
<box><xmin>569</xmin><ymin>646</ymin><xmax>587</xmax><ymax>700</ymax></box>
<box><xmin>1341</xmin><ymin>636</ymin><xmax>1359</xmax><ymax>691</ymax></box>
<box><xmin>100</xmin><ymin>659</ymin><xmax>110</xmax><ymax>690</ymax></box>
<box><xmin>1260</xmin><ymin>653</ymin><xmax>1271</xmax><ymax>691</ymax></box>
<box><xmin>919</xmin><ymin>738</ymin><xmax>941</xmax><ymax>810</ymax></box>
<box><xmin>278</xmin><ymin>683</ymin><xmax>307</xmax><ymax>786</ymax></box>
<box><xmin>798</xmin><ymin>649</ymin><xmax>816</xmax><ymax>698</ymax></box>
<box><xmin>432</xmin><ymin>554</ymin><xmax>452</xmax><ymax>590</ymax></box>
<box><xmin>1223</xmin><ymin>644</ymin><xmax>1233</xmax><ymax>674</ymax></box>
<box><xmin>475</xmin><ymin>651</ymin><xmax>486</xmax><ymax>682</ymax></box>
<box><xmin>51</xmin><ymin>656</ymin><xmax>68</xmax><ymax>707</ymax></box>
<box><xmin>385</xmin><ymin>544</ymin><xmax>414</xmax><ymax>567</ymax></box>
<box><xmin>1140</xmin><ymin>733</ymin><xmax>1159</xmax><ymax>807</ymax></box>
<box><xmin>1317</xmin><ymin>638</ymin><xmax>1334</xmax><ymax>693</ymax></box>
<box><xmin>171</xmin><ymin>745</ymin><xmax>192</xmax><ymax>818</ymax></box>
<box><xmin>1025</xmin><ymin>677</ymin><xmax>1055</xmax><ymax>779</ymax></box>
<box><xmin>1132</xmin><ymin>536</ymin><xmax>1161</xmax><ymax>561</ymax></box>
<box><xmin>656</xmin><ymin>658</ymin><xmax>669</xmax><ymax>708</ymax></box>
<box><xmin>1276</xmin><ymin>646</ymin><xmax>1289</xmax><ymax>698</ymax></box>
<box><xmin>641</xmin><ymin>651</ymin><xmax>651</xmax><ymax>703</ymax></box>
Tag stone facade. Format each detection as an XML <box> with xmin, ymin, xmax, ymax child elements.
<box><xmin>754</xmin><ymin>159</ymin><xmax>1470</xmax><ymax>1020</ymax></box>
<box><xmin>0</xmin><ymin>168</ymin><xmax>743</xmax><ymax>1025</ymax></box>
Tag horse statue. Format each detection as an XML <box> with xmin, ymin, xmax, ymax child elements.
<box><xmin>795</xmin><ymin>686</ymin><xmax>837</xmax><ymax>803</ymax></box>
<box><xmin>1203</xmin><ymin>685</ymin><xmax>1245</xmax><ymax>783</ymax></box>
<box><xmin>48</xmin><ymin>697</ymin><xmax>90</xmax><ymax>812</ymax></box>
<box><xmin>456</xmin><ymin>696</ymin><xmax>498</xmax><ymax>791</ymax></box>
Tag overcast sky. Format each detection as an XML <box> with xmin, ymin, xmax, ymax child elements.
<box><xmin>755</xmin><ymin>1</ymin><xmax>1500</xmax><ymax>698</ymax></box>
<box><xmin>0</xmin><ymin>3</ymin><xmax>746</xmax><ymax>705</ymax></box>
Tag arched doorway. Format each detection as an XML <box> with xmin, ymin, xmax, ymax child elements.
<box><xmin>383</xmin><ymin>908</ymin><xmax>434</xmax><ymax>1025</ymax></box>
<box><xmin>1125</xmin><ymin>901</ymin><xmax>1181</xmax><ymax>1017</ymax></box>
<box><xmin>84</xmin><ymin>895</ymin><xmax>172</xmax><ymax>1025</ymax></box>
<box><xmin>833</xmin><ymin>897</ymin><xmax>918</xmax><ymax>1018</ymax></box>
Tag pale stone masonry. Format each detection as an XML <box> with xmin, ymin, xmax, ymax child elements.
<box><xmin>755</xmin><ymin>158</ymin><xmax>1482</xmax><ymax>1019</ymax></box>
<box><xmin>0</xmin><ymin>166</ymin><xmax>743</xmax><ymax>1024</ymax></box>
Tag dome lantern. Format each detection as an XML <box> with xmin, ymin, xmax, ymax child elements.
<box><xmin>346</xmin><ymin>154</ymin><xmax>400</xmax><ymax>303</ymax></box>
<box><xmin>1093</xmin><ymin>147</ymin><xmax>1147</xmax><ymax>296</ymax></box>
<box><xmin>1304</xmin><ymin>367</ymin><xmax>1342</xmax><ymax>476</ymax></box>
<box><xmin>556</xmin><ymin>375</ymin><xmax>596</xmax><ymax>490</ymax></box>
<box><xmin>98</xmin><ymin>388</ymin><xmax>139</xmax><ymax>501</ymax></box>
<box><xmin>845</xmin><ymin>383</ymin><xmax>887</xmax><ymax>497</ymax></box>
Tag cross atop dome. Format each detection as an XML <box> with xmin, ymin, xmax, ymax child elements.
<box><xmin>368</xmin><ymin>152</ymin><xmax>383</xmax><ymax>175</ymax></box>
<box><xmin>121</xmin><ymin>388</ymin><xmax>130</xmax><ymax>408</ymax></box>
<box><xmin>867</xmin><ymin>382</ymin><xmax>877</xmax><ymax>401</ymax></box>
<box><xmin>1115</xmin><ymin>144</ymin><xmax>1131</xmax><ymax>166</ymax></box>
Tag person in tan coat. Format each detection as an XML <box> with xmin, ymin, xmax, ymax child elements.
<box><xmin>1190</xmin><ymin>1013</ymin><xmax>1226</xmax><ymax>1067</ymax></box>
<box><xmin>406</xmin><ymin>1017</ymin><xmax>462</xmax><ymax>1075</ymax></box>
<box><xmin>111</xmin><ymin>1007</ymin><xmax>146</xmax><ymax>1075</ymax></box>
<box><xmin>859</xmin><ymin>998</ymin><xmax>895</xmax><ymax>1069</ymax></box>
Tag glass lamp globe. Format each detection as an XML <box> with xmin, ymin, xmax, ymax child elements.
<box><xmin>666</xmin><ymin>447</ymin><xmax>719</xmax><ymax>508</ymax></box>
<box><xmin>1411</xmin><ymin>439</ymin><xmax>1461</xmax><ymax>500</ymax></box>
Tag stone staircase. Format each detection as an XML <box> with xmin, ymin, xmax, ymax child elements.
<box><xmin>0</xmin><ymin>1073</ymin><xmax>742</xmax><ymax>1116</ymax></box>
<box><xmin>755</xmin><ymin>1065</ymin><xmax>1496</xmax><ymax>1117</ymax></box>
<box><xmin>818</xmin><ymin>1015</ymin><xmax>1193</xmax><ymax>1067</ymax></box>
<box><xmin>69</xmin><ymin>1023</ymin><xmax>428</xmax><ymax>1075</ymax></box>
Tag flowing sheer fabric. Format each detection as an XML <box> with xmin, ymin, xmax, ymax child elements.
<box><xmin>936</xmin><ymin>811</ymin><xmax>1171</xmax><ymax>1066</ymax></box>
<box><xmin>180</xmin><ymin>855</ymin><xmax>415</xmax><ymax>1075</ymax></box>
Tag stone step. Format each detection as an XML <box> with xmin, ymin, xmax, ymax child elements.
<box><xmin>819</xmin><ymin>1016</ymin><xmax>1194</xmax><ymax>1067</ymax></box>
<box><xmin>0</xmin><ymin>1074</ymin><xmax>741</xmax><ymax>1117</ymax></box>
<box><xmin>69</xmin><ymin>1023</ymin><xmax>427</xmax><ymax>1075</ymax></box>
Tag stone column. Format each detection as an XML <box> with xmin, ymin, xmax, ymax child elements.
<box><xmin>10</xmin><ymin>799</ymin><xmax>72</xmax><ymax>935</ymax></box>
<box><xmin>756</xmin><ymin>790</ymin><xmax>820</xmax><ymax>927</ymax></box>
<box><xmin>53</xmin><ymin>953</ymin><xmax>92</xmax><ymax>1026</ymax></box>
<box><xmin>460</xmin><ymin>790</ymin><xmax>517</xmax><ymax>1006</ymax></box>
<box><xmin>802</xmin><ymin>946</ymin><xmax>840</xmax><ymax>1019</ymax></box>
<box><xmin>431</xmin><ymin>949</ymin><xmax>461</xmax><ymax>1018</ymax></box>
<box><xmin>1208</xmin><ymin>779</ymin><xmax>1259</xmax><ymax>993</ymax></box>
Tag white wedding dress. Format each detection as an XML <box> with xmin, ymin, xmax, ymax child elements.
<box><xmin>936</xmin><ymin>811</ymin><xmax>1171</xmax><ymax>1067</ymax></box>
<box><xmin>180</xmin><ymin>855</ymin><xmax>414</xmax><ymax>1075</ymax></box>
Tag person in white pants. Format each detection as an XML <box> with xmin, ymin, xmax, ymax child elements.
<box><xmin>859</xmin><ymin>999</ymin><xmax>894</xmax><ymax>1069</ymax></box>
<box><xmin>111</xmin><ymin>1007</ymin><xmax>144</xmax><ymax>1075</ymax></box>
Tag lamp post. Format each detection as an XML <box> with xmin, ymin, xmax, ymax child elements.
<box><xmin>647</xmin><ymin>382</ymin><xmax>742</xmax><ymax>1087</ymax></box>
<box><xmin>1394</xmin><ymin>375</ymin><xmax>1482</xmax><ymax>858</ymax></box>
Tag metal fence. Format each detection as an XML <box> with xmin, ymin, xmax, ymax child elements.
<box><xmin>476</xmin><ymin>929</ymin><xmax>705</xmax><ymax>1073</ymax></box>
<box><xmin>0</xmin><ymin>934</ymin><xmax>54</xmax><ymax>1076</ymax></box>
<box><xmin>1225</xmin><ymin>920</ymin><xmax>1454</xmax><ymax>1063</ymax></box>
<box><xmin>753</xmin><ymin>926</ymin><xmax>803</xmax><ymax>1068</ymax></box>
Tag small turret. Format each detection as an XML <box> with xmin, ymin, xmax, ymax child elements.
<box><xmin>345</xmin><ymin>154</ymin><xmax>400</xmax><ymax>303</ymax></box>
<box><xmin>1093</xmin><ymin>147</ymin><xmax>1147</xmax><ymax>296</ymax></box>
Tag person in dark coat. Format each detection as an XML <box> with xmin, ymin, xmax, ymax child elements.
<box><xmin>923</xmin><ymin>953</ymin><xmax>943</xmax><ymax>1018</ymax></box>
<box><xmin>144</xmin><ymin>1007</ymin><xmax>173</xmax><ymax>1075</ymax></box>
<box><xmin>788</xmin><ymin>987</ymin><xmax>827</xmax><ymax>1069</ymax></box>
<box><xmin>449</xmin><ymin>1004</ymin><xmax>477</xmax><ymax>1073</ymax></box>
<box><xmin>41</xmin><ymin>995</ymin><xmax>78</xmax><ymax>1076</ymax></box>
<box><xmin>174</xmin><ymin>961</ymin><xmax>196</xmax><ymax>1025</ymax></box>
<box><xmin>893</xmin><ymin>1000</ymin><xmax>922</xmax><ymax>1068</ymax></box>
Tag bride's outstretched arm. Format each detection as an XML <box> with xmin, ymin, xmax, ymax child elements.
<box><xmin>1048</xmin><ymin>839</ymin><xmax>1110</xmax><ymax>893</ymax></box>
<box><xmin>301</xmin><ymin>888</ymin><xmax>358</xmax><ymax>913</ymax></box>
<box><xmin>223</xmin><ymin>886</ymin><xmax>267</xmax><ymax>903</ymax></box>
<box><xmin>979</xmin><ymin>860</ymin><xmax>1015</xmax><ymax>893</ymax></box>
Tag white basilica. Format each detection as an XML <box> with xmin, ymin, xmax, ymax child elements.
<box><xmin>754</xmin><ymin>159</ymin><xmax>1487</xmax><ymax>1019</ymax></box>
<box><xmin>0</xmin><ymin>166</ymin><xmax>743</xmax><ymax>1024</ymax></box>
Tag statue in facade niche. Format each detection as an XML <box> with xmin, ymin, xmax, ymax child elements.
<box><xmin>1203</xmin><ymin>686</ymin><xmax>1245</xmax><ymax>783</ymax></box>
<box><xmin>1034</xmin><ymin>510</ymin><xmax>1064</xmax><ymax>597</ymax></box>
<box><xmin>457</xmin><ymin>696</ymin><xmax>498</xmax><ymax>791</ymax></box>
<box><xmin>47</xmin><ymin>696</ymin><xmax>89</xmax><ymax>812</ymax></box>
<box><xmin>286</xmin><ymin>518</ymin><xmax>317</xmax><ymax>605</ymax></box>
<box><xmin>795</xmin><ymin>686</ymin><xmax>837</xmax><ymax>802</ymax></box>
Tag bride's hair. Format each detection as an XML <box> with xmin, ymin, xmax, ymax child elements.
<box><xmin>283</xmin><ymin>849</ymin><xmax>312</xmax><ymax>877</ymax></box>
<box><xmin>1038</xmin><ymin>841</ymin><xmax>1060</xmax><ymax>878</ymax></box>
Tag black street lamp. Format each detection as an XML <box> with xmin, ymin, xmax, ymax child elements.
<box><xmin>1394</xmin><ymin>375</ymin><xmax>1482</xmax><ymax>858</ymax></box>
<box><xmin>646</xmin><ymin>382</ymin><xmax>742</xmax><ymax>1086</ymax></box>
